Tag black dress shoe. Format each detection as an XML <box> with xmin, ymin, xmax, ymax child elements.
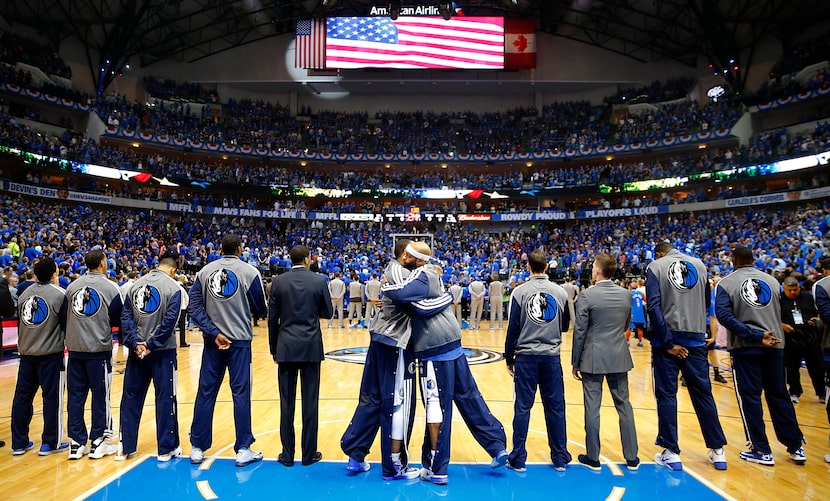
<box><xmin>302</xmin><ymin>452</ymin><xmax>322</xmax><ymax>466</ymax></box>
<box><xmin>277</xmin><ymin>453</ymin><xmax>294</xmax><ymax>467</ymax></box>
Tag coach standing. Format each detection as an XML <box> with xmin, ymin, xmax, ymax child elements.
<box><xmin>716</xmin><ymin>246</ymin><xmax>806</xmax><ymax>466</ymax></box>
<box><xmin>269</xmin><ymin>245</ymin><xmax>333</xmax><ymax>466</ymax></box>
<box><xmin>571</xmin><ymin>253</ymin><xmax>639</xmax><ymax>471</ymax></box>
<box><xmin>188</xmin><ymin>234</ymin><xmax>268</xmax><ymax>467</ymax></box>
<box><xmin>646</xmin><ymin>241</ymin><xmax>727</xmax><ymax>471</ymax></box>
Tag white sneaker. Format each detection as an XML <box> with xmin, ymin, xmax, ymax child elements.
<box><xmin>89</xmin><ymin>437</ymin><xmax>117</xmax><ymax>459</ymax></box>
<box><xmin>158</xmin><ymin>446</ymin><xmax>182</xmax><ymax>462</ymax></box>
<box><xmin>68</xmin><ymin>441</ymin><xmax>86</xmax><ymax>460</ymax></box>
<box><xmin>114</xmin><ymin>452</ymin><xmax>136</xmax><ymax>461</ymax></box>
<box><xmin>654</xmin><ymin>449</ymin><xmax>683</xmax><ymax>471</ymax></box>
<box><xmin>190</xmin><ymin>447</ymin><xmax>205</xmax><ymax>464</ymax></box>
<box><xmin>788</xmin><ymin>446</ymin><xmax>806</xmax><ymax>465</ymax></box>
<box><xmin>708</xmin><ymin>448</ymin><xmax>727</xmax><ymax>470</ymax></box>
<box><xmin>235</xmin><ymin>447</ymin><xmax>263</xmax><ymax>467</ymax></box>
<box><xmin>824</xmin><ymin>453</ymin><xmax>830</xmax><ymax>464</ymax></box>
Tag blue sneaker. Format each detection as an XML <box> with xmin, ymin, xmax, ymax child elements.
<box><xmin>419</xmin><ymin>467</ymin><xmax>448</xmax><ymax>485</ymax></box>
<box><xmin>346</xmin><ymin>457</ymin><xmax>370</xmax><ymax>473</ymax></box>
<box><xmin>739</xmin><ymin>450</ymin><xmax>774</xmax><ymax>466</ymax></box>
<box><xmin>12</xmin><ymin>441</ymin><xmax>35</xmax><ymax>456</ymax></box>
<box><xmin>39</xmin><ymin>442</ymin><xmax>70</xmax><ymax>456</ymax></box>
<box><xmin>490</xmin><ymin>449</ymin><xmax>509</xmax><ymax>469</ymax></box>
<box><xmin>708</xmin><ymin>448</ymin><xmax>727</xmax><ymax>470</ymax></box>
<box><xmin>655</xmin><ymin>449</ymin><xmax>683</xmax><ymax>471</ymax></box>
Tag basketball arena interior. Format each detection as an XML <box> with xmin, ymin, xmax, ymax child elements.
<box><xmin>0</xmin><ymin>1</ymin><xmax>829</xmax><ymax>500</ymax></box>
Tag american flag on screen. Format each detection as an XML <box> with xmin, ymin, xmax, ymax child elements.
<box><xmin>295</xmin><ymin>19</ymin><xmax>326</xmax><ymax>69</ymax></box>
<box><xmin>326</xmin><ymin>16</ymin><xmax>504</xmax><ymax>69</ymax></box>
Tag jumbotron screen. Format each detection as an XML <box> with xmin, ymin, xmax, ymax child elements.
<box><xmin>325</xmin><ymin>16</ymin><xmax>505</xmax><ymax>69</ymax></box>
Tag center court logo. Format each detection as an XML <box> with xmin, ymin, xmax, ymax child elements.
<box><xmin>132</xmin><ymin>284</ymin><xmax>162</xmax><ymax>315</ymax></box>
<box><xmin>20</xmin><ymin>296</ymin><xmax>49</xmax><ymax>326</ymax></box>
<box><xmin>325</xmin><ymin>347</ymin><xmax>503</xmax><ymax>365</ymax></box>
<box><xmin>667</xmin><ymin>261</ymin><xmax>699</xmax><ymax>290</ymax></box>
<box><xmin>208</xmin><ymin>269</ymin><xmax>239</xmax><ymax>299</ymax></box>
<box><xmin>525</xmin><ymin>291</ymin><xmax>558</xmax><ymax>325</ymax></box>
<box><xmin>740</xmin><ymin>278</ymin><xmax>772</xmax><ymax>308</ymax></box>
<box><xmin>71</xmin><ymin>286</ymin><xmax>101</xmax><ymax>317</ymax></box>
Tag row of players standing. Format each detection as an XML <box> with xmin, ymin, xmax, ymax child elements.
<box><xmin>325</xmin><ymin>268</ymin><xmax>584</xmax><ymax>332</ymax></box>
<box><xmin>8</xmin><ymin>234</ymin><xmax>829</xmax><ymax>474</ymax></box>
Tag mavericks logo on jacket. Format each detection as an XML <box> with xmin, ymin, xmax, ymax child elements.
<box><xmin>71</xmin><ymin>286</ymin><xmax>102</xmax><ymax>317</ymax></box>
<box><xmin>667</xmin><ymin>261</ymin><xmax>699</xmax><ymax>290</ymax></box>
<box><xmin>20</xmin><ymin>296</ymin><xmax>50</xmax><ymax>326</ymax></box>
<box><xmin>525</xmin><ymin>291</ymin><xmax>558</xmax><ymax>325</ymax></box>
<box><xmin>740</xmin><ymin>279</ymin><xmax>772</xmax><ymax>308</ymax></box>
<box><xmin>132</xmin><ymin>284</ymin><xmax>162</xmax><ymax>315</ymax></box>
<box><xmin>208</xmin><ymin>268</ymin><xmax>240</xmax><ymax>299</ymax></box>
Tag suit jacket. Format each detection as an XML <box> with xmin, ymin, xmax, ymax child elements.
<box><xmin>571</xmin><ymin>280</ymin><xmax>634</xmax><ymax>374</ymax></box>
<box><xmin>268</xmin><ymin>266</ymin><xmax>333</xmax><ymax>363</ymax></box>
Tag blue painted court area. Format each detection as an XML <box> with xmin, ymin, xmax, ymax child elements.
<box><xmin>83</xmin><ymin>458</ymin><xmax>729</xmax><ymax>500</ymax></box>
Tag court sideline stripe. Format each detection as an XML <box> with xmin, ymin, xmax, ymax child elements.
<box><xmin>71</xmin><ymin>454</ymin><xmax>151</xmax><ymax>501</ymax></box>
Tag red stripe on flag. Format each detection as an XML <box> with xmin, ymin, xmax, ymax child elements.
<box><xmin>326</xmin><ymin>17</ymin><xmax>504</xmax><ymax>70</ymax></box>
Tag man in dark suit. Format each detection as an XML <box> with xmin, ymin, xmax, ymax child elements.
<box><xmin>268</xmin><ymin>245</ymin><xmax>333</xmax><ymax>466</ymax></box>
<box><xmin>571</xmin><ymin>253</ymin><xmax>639</xmax><ymax>471</ymax></box>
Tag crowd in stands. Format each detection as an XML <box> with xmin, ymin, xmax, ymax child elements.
<box><xmin>142</xmin><ymin>76</ymin><xmax>220</xmax><ymax>103</ymax></box>
<box><xmin>604</xmin><ymin>77</ymin><xmax>696</xmax><ymax>105</ymax></box>
<box><xmin>93</xmin><ymin>89</ymin><xmax>744</xmax><ymax>155</ymax></box>
<box><xmin>740</xmin><ymin>28</ymin><xmax>830</xmax><ymax>107</ymax></box>
<box><xmin>0</xmin><ymin>62</ymin><xmax>89</xmax><ymax>104</ymax></box>
<box><xmin>2</xmin><ymin>108</ymin><xmax>829</xmax><ymax>209</ymax></box>
<box><xmin>744</xmin><ymin>66</ymin><xmax>830</xmax><ymax>107</ymax></box>
<box><xmin>770</xmin><ymin>28</ymin><xmax>830</xmax><ymax>80</ymax></box>
<box><xmin>612</xmin><ymin>100</ymin><xmax>743</xmax><ymax>144</ymax></box>
<box><xmin>0</xmin><ymin>30</ymin><xmax>72</xmax><ymax>79</ymax></box>
<box><xmin>1</xmin><ymin>195</ymin><xmax>828</xmax><ymax>302</ymax></box>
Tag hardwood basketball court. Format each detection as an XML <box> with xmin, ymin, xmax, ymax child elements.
<box><xmin>0</xmin><ymin>321</ymin><xmax>828</xmax><ymax>500</ymax></box>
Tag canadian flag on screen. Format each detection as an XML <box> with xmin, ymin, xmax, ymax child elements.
<box><xmin>504</xmin><ymin>19</ymin><xmax>537</xmax><ymax>70</ymax></box>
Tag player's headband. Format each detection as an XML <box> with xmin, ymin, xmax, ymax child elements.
<box><xmin>405</xmin><ymin>244</ymin><xmax>431</xmax><ymax>261</ymax></box>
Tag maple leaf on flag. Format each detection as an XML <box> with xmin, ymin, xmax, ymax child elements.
<box><xmin>513</xmin><ymin>34</ymin><xmax>528</xmax><ymax>52</ymax></box>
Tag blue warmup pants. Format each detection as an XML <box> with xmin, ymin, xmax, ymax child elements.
<box><xmin>420</xmin><ymin>355</ymin><xmax>506</xmax><ymax>476</ymax></box>
<box><xmin>190</xmin><ymin>342</ymin><xmax>254</xmax><ymax>453</ymax></box>
<box><xmin>340</xmin><ymin>341</ymin><xmax>416</xmax><ymax>477</ymax></box>
<box><xmin>11</xmin><ymin>352</ymin><xmax>65</xmax><ymax>450</ymax></box>
<box><xmin>67</xmin><ymin>356</ymin><xmax>113</xmax><ymax>445</ymax></box>
<box><xmin>652</xmin><ymin>345</ymin><xmax>726</xmax><ymax>454</ymax></box>
<box><xmin>119</xmin><ymin>349</ymin><xmax>179</xmax><ymax>455</ymax></box>
<box><xmin>509</xmin><ymin>355</ymin><xmax>571</xmax><ymax>468</ymax></box>
<box><xmin>731</xmin><ymin>349</ymin><xmax>803</xmax><ymax>454</ymax></box>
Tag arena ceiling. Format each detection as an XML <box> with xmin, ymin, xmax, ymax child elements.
<box><xmin>2</xmin><ymin>0</ymin><xmax>829</xmax><ymax>93</ymax></box>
